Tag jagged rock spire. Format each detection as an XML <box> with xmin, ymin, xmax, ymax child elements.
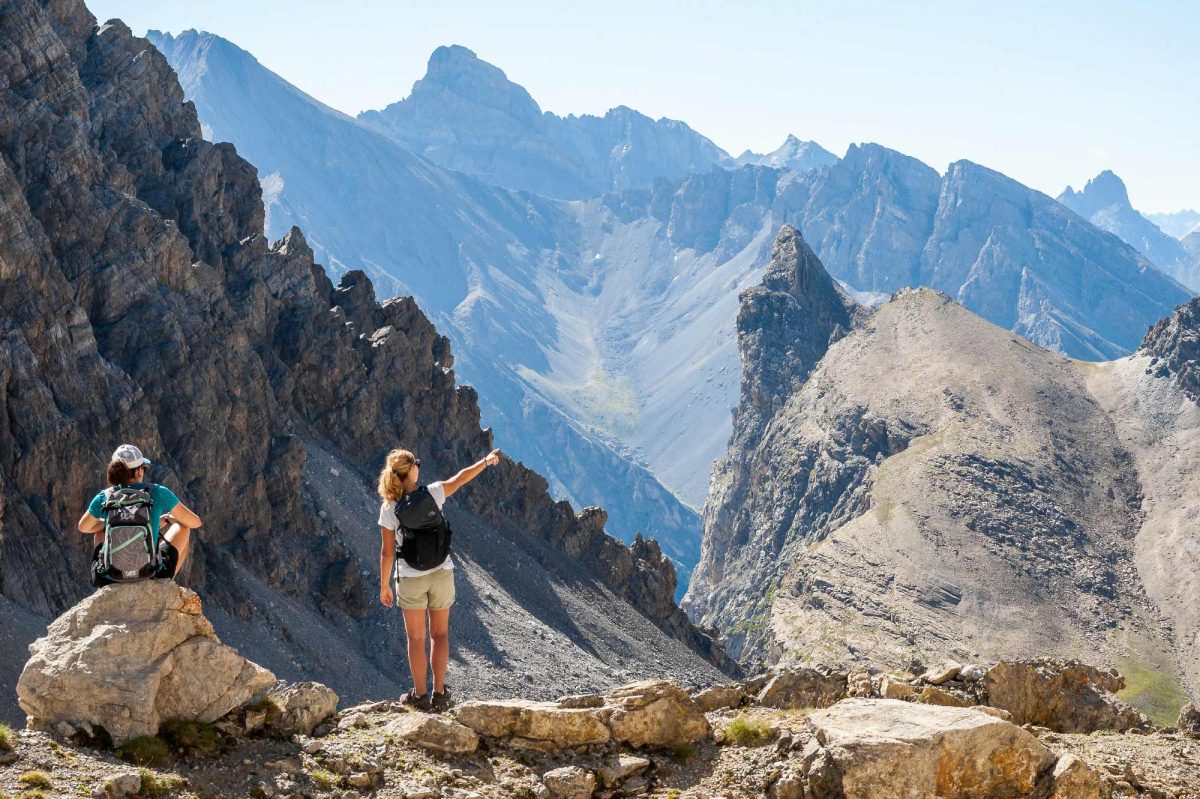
<box><xmin>735</xmin><ymin>225</ymin><xmax>858</xmax><ymax>432</ymax></box>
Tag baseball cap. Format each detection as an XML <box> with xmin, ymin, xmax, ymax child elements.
<box><xmin>112</xmin><ymin>444</ymin><xmax>151</xmax><ymax>469</ymax></box>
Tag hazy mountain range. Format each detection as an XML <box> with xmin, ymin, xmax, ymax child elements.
<box><xmin>1147</xmin><ymin>209</ymin><xmax>1200</xmax><ymax>240</ymax></box>
<box><xmin>148</xmin><ymin>30</ymin><xmax>1191</xmax><ymax>592</ymax></box>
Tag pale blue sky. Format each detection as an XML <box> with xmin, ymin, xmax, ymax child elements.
<box><xmin>90</xmin><ymin>0</ymin><xmax>1197</xmax><ymax>213</ymax></box>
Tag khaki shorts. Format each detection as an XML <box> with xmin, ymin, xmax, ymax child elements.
<box><xmin>395</xmin><ymin>568</ymin><xmax>455</xmax><ymax>610</ymax></box>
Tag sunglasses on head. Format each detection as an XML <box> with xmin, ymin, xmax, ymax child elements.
<box><xmin>414</xmin><ymin>458</ymin><xmax>421</xmax><ymax>467</ymax></box>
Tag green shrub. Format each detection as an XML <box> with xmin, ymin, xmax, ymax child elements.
<box><xmin>671</xmin><ymin>743</ymin><xmax>694</xmax><ymax>762</ymax></box>
<box><xmin>158</xmin><ymin>719</ymin><xmax>224</xmax><ymax>759</ymax></box>
<box><xmin>724</xmin><ymin>715</ymin><xmax>773</xmax><ymax>746</ymax></box>
<box><xmin>135</xmin><ymin>768</ymin><xmax>186</xmax><ymax>798</ymax></box>
<box><xmin>0</xmin><ymin>722</ymin><xmax>13</xmax><ymax>751</ymax></box>
<box><xmin>19</xmin><ymin>790</ymin><xmax>47</xmax><ymax>799</ymax></box>
<box><xmin>116</xmin><ymin>735</ymin><xmax>171</xmax><ymax>767</ymax></box>
<box><xmin>17</xmin><ymin>772</ymin><xmax>53</xmax><ymax>790</ymax></box>
<box><xmin>308</xmin><ymin>768</ymin><xmax>339</xmax><ymax>790</ymax></box>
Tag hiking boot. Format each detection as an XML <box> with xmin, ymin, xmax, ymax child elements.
<box><xmin>402</xmin><ymin>690</ymin><xmax>432</xmax><ymax>712</ymax></box>
<box><xmin>431</xmin><ymin>686</ymin><xmax>453</xmax><ymax>712</ymax></box>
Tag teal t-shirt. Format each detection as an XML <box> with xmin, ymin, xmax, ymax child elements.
<box><xmin>88</xmin><ymin>483</ymin><xmax>180</xmax><ymax>549</ymax></box>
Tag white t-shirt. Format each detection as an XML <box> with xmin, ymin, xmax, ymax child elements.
<box><xmin>379</xmin><ymin>481</ymin><xmax>453</xmax><ymax>577</ymax></box>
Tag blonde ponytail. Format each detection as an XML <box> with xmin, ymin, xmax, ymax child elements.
<box><xmin>378</xmin><ymin>449</ymin><xmax>417</xmax><ymax>501</ymax></box>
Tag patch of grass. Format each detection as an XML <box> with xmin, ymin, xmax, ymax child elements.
<box><xmin>116</xmin><ymin>735</ymin><xmax>172</xmax><ymax>767</ymax></box>
<box><xmin>671</xmin><ymin>743</ymin><xmax>694</xmax><ymax>763</ymax></box>
<box><xmin>19</xmin><ymin>790</ymin><xmax>47</xmax><ymax>799</ymax></box>
<box><xmin>665</xmin><ymin>790</ymin><xmax>682</xmax><ymax>799</ymax></box>
<box><xmin>308</xmin><ymin>769</ymin><xmax>339</xmax><ymax>790</ymax></box>
<box><xmin>17</xmin><ymin>772</ymin><xmax>53</xmax><ymax>790</ymax></box>
<box><xmin>135</xmin><ymin>768</ymin><xmax>186</xmax><ymax>798</ymax></box>
<box><xmin>1114</xmin><ymin>657</ymin><xmax>1189</xmax><ymax>726</ymax></box>
<box><xmin>724</xmin><ymin>715</ymin><xmax>773</xmax><ymax>746</ymax></box>
<box><xmin>0</xmin><ymin>723</ymin><xmax>14</xmax><ymax>751</ymax></box>
<box><xmin>158</xmin><ymin>719</ymin><xmax>224</xmax><ymax>759</ymax></box>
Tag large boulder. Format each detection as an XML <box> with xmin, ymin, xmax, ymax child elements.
<box><xmin>757</xmin><ymin>666</ymin><xmax>847</xmax><ymax>710</ymax></box>
<box><xmin>455</xmin><ymin>699</ymin><xmax>611</xmax><ymax>747</ymax></box>
<box><xmin>984</xmin><ymin>660</ymin><xmax>1150</xmax><ymax>733</ymax></box>
<box><xmin>602</xmin><ymin>679</ymin><xmax>709</xmax><ymax>747</ymax></box>
<box><xmin>807</xmin><ymin>698</ymin><xmax>1057</xmax><ymax>799</ymax></box>
<box><xmin>17</xmin><ymin>582</ymin><xmax>275</xmax><ymax>743</ymax></box>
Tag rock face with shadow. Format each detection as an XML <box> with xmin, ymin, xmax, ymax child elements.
<box><xmin>686</xmin><ymin>226</ymin><xmax>1200</xmax><ymax>714</ymax></box>
<box><xmin>0</xmin><ymin>0</ymin><xmax>727</xmax><ymax>724</ymax></box>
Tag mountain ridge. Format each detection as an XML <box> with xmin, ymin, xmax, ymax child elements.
<box><xmin>687</xmin><ymin>226</ymin><xmax>1199</xmax><ymax>710</ymax></box>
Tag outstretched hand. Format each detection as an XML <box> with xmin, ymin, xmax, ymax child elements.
<box><xmin>485</xmin><ymin>448</ymin><xmax>502</xmax><ymax>467</ymax></box>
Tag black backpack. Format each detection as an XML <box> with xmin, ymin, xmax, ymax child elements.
<box><xmin>98</xmin><ymin>483</ymin><xmax>160</xmax><ymax>581</ymax></box>
<box><xmin>394</xmin><ymin>486</ymin><xmax>452</xmax><ymax>571</ymax></box>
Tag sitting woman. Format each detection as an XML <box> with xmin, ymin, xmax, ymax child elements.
<box><xmin>77</xmin><ymin>444</ymin><xmax>202</xmax><ymax>586</ymax></box>
<box><xmin>378</xmin><ymin>447</ymin><xmax>501</xmax><ymax>711</ymax></box>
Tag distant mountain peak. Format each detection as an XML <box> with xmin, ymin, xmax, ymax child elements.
<box><xmin>1057</xmin><ymin>170</ymin><xmax>1192</xmax><ymax>285</ymax></box>
<box><xmin>356</xmin><ymin>46</ymin><xmax>728</xmax><ymax>199</ymax></box>
<box><xmin>735</xmin><ymin>136</ymin><xmax>837</xmax><ymax>173</ymax></box>
<box><xmin>1061</xmin><ymin>169</ymin><xmax>1132</xmax><ymax>211</ymax></box>
<box><xmin>408</xmin><ymin>44</ymin><xmax>542</xmax><ymax>122</ymax></box>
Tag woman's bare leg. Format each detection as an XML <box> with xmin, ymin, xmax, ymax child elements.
<box><xmin>428</xmin><ymin>608</ymin><xmax>450</xmax><ymax>693</ymax></box>
<box><xmin>163</xmin><ymin>521</ymin><xmax>191</xmax><ymax>573</ymax></box>
<box><xmin>402</xmin><ymin>608</ymin><xmax>429</xmax><ymax>696</ymax></box>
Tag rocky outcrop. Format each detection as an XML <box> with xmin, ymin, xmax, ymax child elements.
<box><xmin>687</xmin><ymin>225</ymin><xmax>1197</xmax><ymax>710</ymax></box>
<box><xmin>16</xmin><ymin>582</ymin><xmax>275</xmax><ymax>743</ymax></box>
<box><xmin>755</xmin><ymin>666</ymin><xmax>848</xmax><ymax>710</ymax></box>
<box><xmin>985</xmin><ymin>660</ymin><xmax>1151</xmax><ymax>733</ymax></box>
<box><xmin>1175</xmin><ymin>702</ymin><xmax>1199</xmax><ymax>738</ymax></box>
<box><xmin>382</xmin><ymin>713</ymin><xmax>479</xmax><ymax>754</ymax></box>
<box><xmin>257</xmin><ymin>682</ymin><xmax>340</xmax><ymax>737</ymax></box>
<box><xmin>455</xmin><ymin>680</ymin><xmax>708</xmax><ymax>750</ymax></box>
<box><xmin>1141</xmin><ymin>295</ymin><xmax>1200</xmax><ymax>402</ymax></box>
<box><xmin>0</xmin><ymin>0</ymin><xmax>725</xmax><ymax>720</ymax></box>
<box><xmin>807</xmin><ymin>698</ymin><xmax>1058</xmax><ymax>798</ymax></box>
<box><xmin>686</xmin><ymin>226</ymin><xmax>862</xmax><ymax>656</ymax></box>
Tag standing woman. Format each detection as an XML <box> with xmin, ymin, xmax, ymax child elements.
<box><xmin>378</xmin><ymin>447</ymin><xmax>501</xmax><ymax>711</ymax></box>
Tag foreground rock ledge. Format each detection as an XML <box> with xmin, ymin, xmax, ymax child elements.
<box><xmin>17</xmin><ymin>581</ymin><xmax>276</xmax><ymax>743</ymax></box>
<box><xmin>808</xmin><ymin>698</ymin><xmax>1058</xmax><ymax>798</ymax></box>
